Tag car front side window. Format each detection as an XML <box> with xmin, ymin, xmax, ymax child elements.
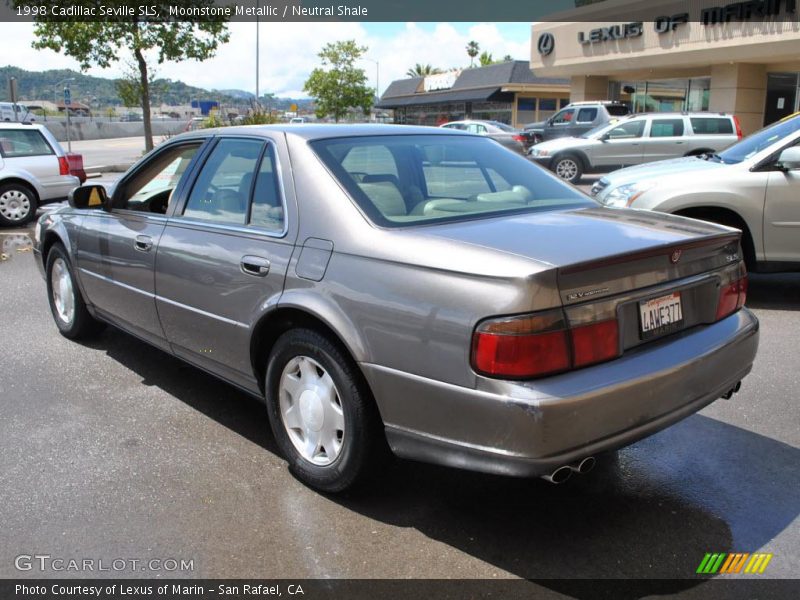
<box><xmin>117</xmin><ymin>143</ymin><xmax>201</xmax><ymax>213</ymax></box>
<box><xmin>183</xmin><ymin>138</ymin><xmax>265</xmax><ymax>225</ymax></box>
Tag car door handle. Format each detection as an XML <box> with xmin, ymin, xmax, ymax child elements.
<box><xmin>675</xmin><ymin>141</ymin><xmax>684</xmax><ymax>144</ymax></box>
<box><xmin>134</xmin><ymin>235</ymin><xmax>153</xmax><ymax>252</ymax></box>
<box><xmin>240</xmin><ymin>255</ymin><xmax>270</xmax><ymax>277</ymax></box>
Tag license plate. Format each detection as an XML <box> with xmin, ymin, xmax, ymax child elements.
<box><xmin>639</xmin><ymin>292</ymin><xmax>683</xmax><ymax>339</ymax></box>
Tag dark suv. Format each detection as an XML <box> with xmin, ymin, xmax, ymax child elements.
<box><xmin>524</xmin><ymin>101</ymin><xmax>630</xmax><ymax>144</ymax></box>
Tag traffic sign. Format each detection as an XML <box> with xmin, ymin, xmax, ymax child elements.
<box><xmin>64</xmin><ymin>87</ymin><xmax>71</xmax><ymax>106</ymax></box>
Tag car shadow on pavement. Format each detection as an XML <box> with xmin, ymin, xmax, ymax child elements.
<box><xmin>338</xmin><ymin>415</ymin><xmax>799</xmax><ymax>597</ymax></box>
<box><xmin>89</xmin><ymin>329</ymin><xmax>799</xmax><ymax>598</ymax></box>
<box><xmin>746</xmin><ymin>273</ymin><xmax>800</xmax><ymax>311</ymax></box>
<box><xmin>86</xmin><ymin>328</ymin><xmax>280</xmax><ymax>456</ymax></box>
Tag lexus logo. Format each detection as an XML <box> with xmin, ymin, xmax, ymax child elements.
<box><xmin>670</xmin><ymin>249</ymin><xmax>682</xmax><ymax>264</ymax></box>
<box><xmin>537</xmin><ymin>32</ymin><xmax>555</xmax><ymax>56</ymax></box>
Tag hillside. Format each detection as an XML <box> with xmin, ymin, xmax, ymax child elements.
<box><xmin>0</xmin><ymin>66</ymin><xmax>314</xmax><ymax>111</ymax></box>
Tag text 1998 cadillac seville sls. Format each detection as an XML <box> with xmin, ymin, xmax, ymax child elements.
<box><xmin>34</xmin><ymin>125</ymin><xmax>758</xmax><ymax>491</ymax></box>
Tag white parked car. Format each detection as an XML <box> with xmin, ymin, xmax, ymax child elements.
<box><xmin>593</xmin><ymin>114</ymin><xmax>800</xmax><ymax>272</ymax></box>
<box><xmin>0</xmin><ymin>123</ymin><xmax>80</xmax><ymax>226</ymax></box>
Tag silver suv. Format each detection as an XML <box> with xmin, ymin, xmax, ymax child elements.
<box><xmin>529</xmin><ymin>112</ymin><xmax>742</xmax><ymax>183</ymax></box>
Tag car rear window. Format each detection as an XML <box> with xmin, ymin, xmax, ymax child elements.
<box><xmin>690</xmin><ymin>118</ymin><xmax>734</xmax><ymax>134</ymax></box>
<box><xmin>606</xmin><ymin>105</ymin><xmax>630</xmax><ymax>116</ymax></box>
<box><xmin>0</xmin><ymin>129</ymin><xmax>53</xmax><ymax>158</ymax></box>
<box><xmin>649</xmin><ymin>119</ymin><xmax>685</xmax><ymax>137</ymax></box>
<box><xmin>310</xmin><ymin>134</ymin><xmax>593</xmax><ymax>228</ymax></box>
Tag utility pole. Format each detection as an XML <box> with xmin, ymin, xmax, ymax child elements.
<box><xmin>255</xmin><ymin>17</ymin><xmax>260</xmax><ymax>111</ymax></box>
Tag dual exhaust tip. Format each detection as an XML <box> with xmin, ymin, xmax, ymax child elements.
<box><xmin>541</xmin><ymin>456</ymin><xmax>596</xmax><ymax>484</ymax></box>
<box><xmin>542</xmin><ymin>380</ymin><xmax>744</xmax><ymax>484</ymax></box>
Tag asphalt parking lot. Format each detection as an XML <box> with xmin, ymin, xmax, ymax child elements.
<box><xmin>1</xmin><ymin>219</ymin><xmax>798</xmax><ymax>592</ymax></box>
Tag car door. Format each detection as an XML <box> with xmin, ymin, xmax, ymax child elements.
<box><xmin>573</xmin><ymin>107</ymin><xmax>599</xmax><ymax>137</ymax></box>
<box><xmin>641</xmin><ymin>117</ymin><xmax>687</xmax><ymax>162</ymax></box>
<box><xmin>75</xmin><ymin>140</ymin><xmax>205</xmax><ymax>349</ymax></box>
<box><xmin>543</xmin><ymin>108</ymin><xmax>576</xmax><ymax>141</ymax></box>
<box><xmin>154</xmin><ymin>135</ymin><xmax>296</xmax><ymax>392</ymax></box>
<box><xmin>763</xmin><ymin>142</ymin><xmax>800</xmax><ymax>263</ymax></box>
<box><xmin>591</xmin><ymin>119</ymin><xmax>646</xmax><ymax>168</ymax></box>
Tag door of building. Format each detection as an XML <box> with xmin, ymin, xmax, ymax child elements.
<box><xmin>764</xmin><ymin>73</ymin><xmax>799</xmax><ymax>126</ymax></box>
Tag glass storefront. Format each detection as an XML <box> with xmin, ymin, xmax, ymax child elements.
<box><xmin>609</xmin><ymin>78</ymin><xmax>710</xmax><ymax>113</ymax></box>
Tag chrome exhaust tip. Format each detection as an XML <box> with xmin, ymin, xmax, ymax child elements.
<box><xmin>721</xmin><ymin>381</ymin><xmax>741</xmax><ymax>400</ymax></box>
<box><xmin>541</xmin><ymin>466</ymin><xmax>572</xmax><ymax>484</ymax></box>
<box><xmin>569</xmin><ymin>456</ymin><xmax>596</xmax><ymax>475</ymax></box>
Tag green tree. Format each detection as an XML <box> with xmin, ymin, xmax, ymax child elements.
<box><xmin>503</xmin><ymin>54</ymin><xmax>514</xmax><ymax>62</ymax></box>
<box><xmin>303</xmin><ymin>40</ymin><xmax>373</xmax><ymax>123</ymax></box>
<box><xmin>406</xmin><ymin>64</ymin><xmax>442</xmax><ymax>77</ymax></box>
<box><xmin>479</xmin><ymin>51</ymin><xmax>495</xmax><ymax>67</ymax></box>
<box><xmin>19</xmin><ymin>4</ymin><xmax>229</xmax><ymax>151</ymax></box>
<box><xmin>466</xmin><ymin>40</ymin><xmax>480</xmax><ymax>67</ymax></box>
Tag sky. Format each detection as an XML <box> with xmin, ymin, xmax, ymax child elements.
<box><xmin>0</xmin><ymin>22</ymin><xmax>533</xmax><ymax>99</ymax></box>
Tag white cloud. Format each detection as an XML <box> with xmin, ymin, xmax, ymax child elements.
<box><xmin>0</xmin><ymin>22</ymin><xmax>531</xmax><ymax>98</ymax></box>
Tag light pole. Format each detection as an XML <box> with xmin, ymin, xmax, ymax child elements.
<box><xmin>54</xmin><ymin>78</ymin><xmax>75</xmax><ymax>151</ymax></box>
<box><xmin>255</xmin><ymin>17</ymin><xmax>260</xmax><ymax>111</ymax></box>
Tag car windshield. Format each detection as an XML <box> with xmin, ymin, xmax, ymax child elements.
<box><xmin>580</xmin><ymin>118</ymin><xmax>627</xmax><ymax>138</ymax></box>
<box><xmin>311</xmin><ymin>134</ymin><xmax>593</xmax><ymax>228</ymax></box>
<box><xmin>717</xmin><ymin>116</ymin><xmax>800</xmax><ymax>164</ymax></box>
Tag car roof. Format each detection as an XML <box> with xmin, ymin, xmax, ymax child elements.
<box><xmin>0</xmin><ymin>122</ymin><xmax>44</xmax><ymax>130</ymax></box>
<box><xmin>171</xmin><ymin>123</ymin><xmax>468</xmax><ymax>142</ymax></box>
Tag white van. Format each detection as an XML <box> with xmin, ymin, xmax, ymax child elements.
<box><xmin>0</xmin><ymin>103</ymin><xmax>35</xmax><ymax>122</ymax></box>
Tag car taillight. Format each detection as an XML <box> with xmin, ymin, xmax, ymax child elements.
<box><xmin>471</xmin><ymin>309</ymin><xmax>620</xmax><ymax>379</ymax></box>
<box><xmin>513</xmin><ymin>134</ymin><xmax>526</xmax><ymax>143</ymax></box>
<box><xmin>733</xmin><ymin>115</ymin><xmax>743</xmax><ymax>139</ymax></box>
<box><xmin>58</xmin><ymin>156</ymin><xmax>69</xmax><ymax>176</ymax></box>
<box><xmin>570</xmin><ymin>319</ymin><xmax>619</xmax><ymax>368</ymax></box>
<box><xmin>715</xmin><ymin>263</ymin><xmax>747</xmax><ymax>320</ymax></box>
<box><xmin>472</xmin><ymin>310</ymin><xmax>570</xmax><ymax>378</ymax></box>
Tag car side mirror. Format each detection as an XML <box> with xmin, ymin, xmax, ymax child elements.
<box><xmin>776</xmin><ymin>146</ymin><xmax>800</xmax><ymax>170</ymax></box>
<box><xmin>600</xmin><ymin>132</ymin><xmax>611</xmax><ymax>142</ymax></box>
<box><xmin>69</xmin><ymin>184</ymin><xmax>109</xmax><ymax>211</ymax></box>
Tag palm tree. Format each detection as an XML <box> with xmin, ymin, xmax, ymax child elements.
<box><xmin>466</xmin><ymin>41</ymin><xmax>480</xmax><ymax>67</ymax></box>
<box><xmin>406</xmin><ymin>64</ymin><xmax>442</xmax><ymax>78</ymax></box>
<box><xmin>479</xmin><ymin>51</ymin><xmax>495</xmax><ymax>67</ymax></box>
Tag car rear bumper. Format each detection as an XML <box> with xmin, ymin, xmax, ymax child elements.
<box><xmin>362</xmin><ymin>308</ymin><xmax>759</xmax><ymax>477</ymax></box>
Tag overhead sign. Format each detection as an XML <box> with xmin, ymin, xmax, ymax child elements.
<box><xmin>571</xmin><ymin>0</ymin><xmax>796</xmax><ymax>46</ymax></box>
<box><xmin>423</xmin><ymin>70</ymin><xmax>461</xmax><ymax>93</ymax></box>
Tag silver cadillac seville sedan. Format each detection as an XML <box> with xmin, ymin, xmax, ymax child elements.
<box><xmin>34</xmin><ymin>125</ymin><xmax>759</xmax><ymax>491</ymax></box>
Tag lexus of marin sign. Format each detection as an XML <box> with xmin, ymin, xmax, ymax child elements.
<box><xmin>550</xmin><ymin>0</ymin><xmax>798</xmax><ymax>50</ymax></box>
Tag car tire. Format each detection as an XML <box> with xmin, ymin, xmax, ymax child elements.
<box><xmin>265</xmin><ymin>328</ymin><xmax>387</xmax><ymax>493</ymax></box>
<box><xmin>0</xmin><ymin>182</ymin><xmax>38</xmax><ymax>226</ymax></box>
<box><xmin>552</xmin><ymin>154</ymin><xmax>584</xmax><ymax>184</ymax></box>
<box><xmin>46</xmin><ymin>243</ymin><xmax>104</xmax><ymax>339</ymax></box>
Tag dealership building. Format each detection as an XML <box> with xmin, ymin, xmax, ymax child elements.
<box><xmin>376</xmin><ymin>61</ymin><xmax>570</xmax><ymax>127</ymax></box>
<box><xmin>530</xmin><ymin>0</ymin><xmax>800</xmax><ymax>134</ymax></box>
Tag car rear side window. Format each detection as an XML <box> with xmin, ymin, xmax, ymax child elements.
<box><xmin>184</xmin><ymin>138</ymin><xmax>264</xmax><ymax>225</ymax></box>
<box><xmin>649</xmin><ymin>119</ymin><xmax>685</xmax><ymax>137</ymax></box>
<box><xmin>690</xmin><ymin>118</ymin><xmax>734</xmax><ymax>135</ymax></box>
<box><xmin>0</xmin><ymin>130</ymin><xmax>53</xmax><ymax>158</ymax></box>
<box><xmin>576</xmin><ymin>108</ymin><xmax>598</xmax><ymax>123</ymax></box>
<box><xmin>248</xmin><ymin>144</ymin><xmax>284</xmax><ymax>232</ymax></box>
